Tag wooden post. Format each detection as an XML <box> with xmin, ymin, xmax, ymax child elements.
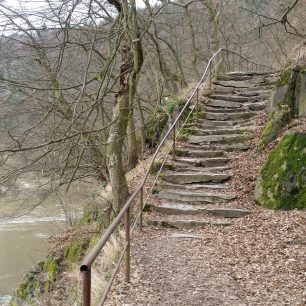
<box><xmin>139</xmin><ymin>187</ymin><xmax>143</xmax><ymax>231</ymax></box>
<box><xmin>125</xmin><ymin>207</ymin><xmax>130</xmax><ymax>283</ymax></box>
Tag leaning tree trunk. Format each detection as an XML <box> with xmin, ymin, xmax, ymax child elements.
<box><xmin>107</xmin><ymin>45</ymin><xmax>132</xmax><ymax>211</ymax></box>
<box><xmin>127</xmin><ymin>104</ymin><xmax>138</xmax><ymax>170</ymax></box>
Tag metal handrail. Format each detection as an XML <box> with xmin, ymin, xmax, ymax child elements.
<box><xmin>80</xmin><ymin>48</ymin><xmax>275</xmax><ymax>306</ymax></box>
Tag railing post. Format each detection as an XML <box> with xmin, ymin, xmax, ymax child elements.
<box><xmin>139</xmin><ymin>187</ymin><xmax>143</xmax><ymax>231</ymax></box>
<box><xmin>172</xmin><ymin>123</ymin><xmax>176</xmax><ymax>160</ymax></box>
<box><xmin>196</xmin><ymin>88</ymin><xmax>199</xmax><ymax>122</ymax></box>
<box><xmin>209</xmin><ymin>62</ymin><xmax>212</xmax><ymax>90</ymax></box>
<box><xmin>82</xmin><ymin>268</ymin><xmax>91</xmax><ymax>306</ymax></box>
<box><xmin>125</xmin><ymin>207</ymin><xmax>130</xmax><ymax>283</ymax></box>
<box><xmin>232</xmin><ymin>52</ymin><xmax>235</xmax><ymax>71</ymax></box>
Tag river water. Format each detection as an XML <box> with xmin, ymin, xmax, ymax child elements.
<box><xmin>0</xmin><ymin>180</ymin><xmax>93</xmax><ymax>304</ymax></box>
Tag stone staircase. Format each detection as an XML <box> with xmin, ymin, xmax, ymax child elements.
<box><xmin>145</xmin><ymin>71</ymin><xmax>277</xmax><ymax>229</ymax></box>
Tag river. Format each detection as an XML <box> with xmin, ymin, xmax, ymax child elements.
<box><xmin>0</xmin><ymin>180</ymin><xmax>93</xmax><ymax>304</ymax></box>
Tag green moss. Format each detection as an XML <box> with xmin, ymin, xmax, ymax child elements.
<box><xmin>204</xmin><ymin>90</ymin><xmax>213</xmax><ymax>98</ymax></box>
<box><xmin>181</xmin><ymin>127</ymin><xmax>192</xmax><ymax>135</ymax></box>
<box><xmin>169</xmin><ymin>148</ymin><xmax>185</xmax><ymax>157</ymax></box>
<box><xmin>258</xmin><ymin>104</ymin><xmax>291</xmax><ymax>151</ymax></box>
<box><xmin>167</xmin><ymin>97</ymin><xmax>184</xmax><ymax>114</ymax></box>
<box><xmin>276</xmin><ymin>69</ymin><xmax>291</xmax><ymax>87</ymax></box>
<box><xmin>257</xmin><ymin>132</ymin><xmax>306</xmax><ymax>209</ymax></box>
<box><xmin>64</xmin><ymin>241</ymin><xmax>88</xmax><ymax>269</ymax></box>
<box><xmin>150</xmin><ymin>161</ymin><xmax>175</xmax><ymax>175</ymax></box>
<box><xmin>43</xmin><ymin>256</ymin><xmax>59</xmax><ymax>282</ymax></box>
<box><xmin>145</xmin><ymin>107</ymin><xmax>168</xmax><ymax>148</ymax></box>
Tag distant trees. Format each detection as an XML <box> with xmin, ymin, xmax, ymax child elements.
<box><xmin>0</xmin><ymin>0</ymin><xmax>304</xmax><ymax>213</ymax></box>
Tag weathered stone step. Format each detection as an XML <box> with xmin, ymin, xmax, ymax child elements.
<box><xmin>146</xmin><ymin>218</ymin><xmax>231</xmax><ymax>229</ymax></box>
<box><xmin>147</xmin><ymin>203</ymin><xmax>251</xmax><ymax>218</ymax></box>
<box><xmin>205</xmin><ymin>105</ymin><xmax>247</xmax><ymax>113</ymax></box>
<box><xmin>213</xmin><ymin>86</ymin><xmax>271</xmax><ymax>97</ymax></box>
<box><xmin>204</xmin><ymin>111</ymin><xmax>255</xmax><ymax>121</ymax></box>
<box><xmin>174</xmin><ymin>157</ymin><xmax>230</xmax><ymax>167</ymax></box>
<box><xmin>245</xmin><ymin>101</ymin><xmax>266</xmax><ymax>111</ymax></box>
<box><xmin>196</xmin><ymin>118</ymin><xmax>253</xmax><ymax>127</ymax></box>
<box><xmin>156</xmin><ymin>181</ymin><xmax>229</xmax><ymax>192</ymax></box>
<box><xmin>156</xmin><ymin>190</ymin><xmax>236</xmax><ymax>203</ymax></box>
<box><xmin>188</xmin><ymin>134</ymin><xmax>252</xmax><ymax>145</ymax></box>
<box><xmin>206</xmin><ymin>99</ymin><xmax>242</xmax><ymax>108</ymax></box>
<box><xmin>178</xmin><ymin>142</ymin><xmax>252</xmax><ymax>152</ymax></box>
<box><xmin>213</xmin><ymin>80</ymin><xmax>274</xmax><ymax>89</ymax></box>
<box><xmin>161</xmin><ymin>172</ymin><xmax>231</xmax><ymax>184</ymax></box>
<box><xmin>210</xmin><ymin>94</ymin><xmax>249</xmax><ymax>103</ymax></box>
<box><xmin>170</xmin><ymin>148</ymin><xmax>224</xmax><ymax>158</ymax></box>
<box><xmin>170</xmin><ymin>164</ymin><xmax>232</xmax><ymax>173</ymax></box>
<box><xmin>187</xmin><ymin>127</ymin><xmax>253</xmax><ymax>136</ymax></box>
<box><xmin>217</xmin><ymin>74</ymin><xmax>255</xmax><ymax>81</ymax></box>
<box><xmin>225</xmin><ymin>71</ymin><xmax>277</xmax><ymax>76</ymax></box>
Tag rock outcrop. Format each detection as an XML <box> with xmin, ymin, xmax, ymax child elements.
<box><xmin>255</xmin><ymin>132</ymin><xmax>306</xmax><ymax>209</ymax></box>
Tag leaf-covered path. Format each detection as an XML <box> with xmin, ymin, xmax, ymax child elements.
<box><xmin>107</xmin><ymin>72</ymin><xmax>306</xmax><ymax>305</ymax></box>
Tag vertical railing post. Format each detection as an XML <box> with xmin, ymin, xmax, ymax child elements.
<box><xmin>139</xmin><ymin>187</ymin><xmax>143</xmax><ymax>231</ymax></box>
<box><xmin>82</xmin><ymin>268</ymin><xmax>91</xmax><ymax>306</ymax></box>
<box><xmin>172</xmin><ymin>123</ymin><xmax>176</xmax><ymax>160</ymax></box>
<box><xmin>125</xmin><ymin>207</ymin><xmax>130</xmax><ymax>283</ymax></box>
<box><xmin>196</xmin><ymin>88</ymin><xmax>199</xmax><ymax>122</ymax></box>
<box><xmin>209</xmin><ymin>61</ymin><xmax>212</xmax><ymax>90</ymax></box>
<box><xmin>232</xmin><ymin>52</ymin><xmax>235</xmax><ymax>71</ymax></box>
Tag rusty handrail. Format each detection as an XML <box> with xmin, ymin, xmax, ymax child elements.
<box><xmin>80</xmin><ymin>48</ymin><xmax>275</xmax><ymax>306</ymax></box>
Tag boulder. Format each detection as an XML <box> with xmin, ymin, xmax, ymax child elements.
<box><xmin>255</xmin><ymin>132</ymin><xmax>306</xmax><ymax>209</ymax></box>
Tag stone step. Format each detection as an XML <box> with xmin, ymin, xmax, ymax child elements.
<box><xmin>245</xmin><ymin>101</ymin><xmax>266</xmax><ymax>111</ymax></box>
<box><xmin>161</xmin><ymin>172</ymin><xmax>231</xmax><ymax>184</ymax></box>
<box><xmin>168</xmin><ymin>164</ymin><xmax>232</xmax><ymax>173</ymax></box>
<box><xmin>178</xmin><ymin>142</ymin><xmax>252</xmax><ymax>152</ymax></box>
<box><xmin>210</xmin><ymin>94</ymin><xmax>249</xmax><ymax>103</ymax></box>
<box><xmin>217</xmin><ymin>74</ymin><xmax>256</xmax><ymax>81</ymax></box>
<box><xmin>213</xmin><ymin>80</ymin><xmax>274</xmax><ymax>89</ymax></box>
<box><xmin>206</xmin><ymin>99</ymin><xmax>242</xmax><ymax>108</ymax></box>
<box><xmin>174</xmin><ymin>157</ymin><xmax>230</xmax><ymax>167</ymax></box>
<box><xmin>171</xmin><ymin>148</ymin><xmax>225</xmax><ymax>158</ymax></box>
<box><xmin>196</xmin><ymin>118</ymin><xmax>254</xmax><ymax>127</ymax></box>
<box><xmin>213</xmin><ymin>86</ymin><xmax>271</xmax><ymax>97</ymax></box>
<box><xmin>225</xmin><ymin>71</ymin><xmax>277</xmax><ymax>76</ymax></box>
<box><xmin>147</xmin><ymin>203</ymin><xmax>251</xmax><ymax>218</ymax></box>
<box><xmin>146</xmin><ymin>218</ymin><xmax>231</xmax><ymax>229</ymax></box>
<box><xmin>156</xmin><ymin>181</ymin><xmax>229</xmax><ymax>192</ymax></box>
<box><xmin>205</xmin><ymin>105</ymin><xmax>247</xmax><ymax>113</ymax></box>
<box><xmin>204</xmin><ymin>111</ymin><xmax>255</xmax><ymax>121</ymax></box>
<box><xmin>187</xmin><ymin>127</ymin><xmax>253</xmax><ymax>136</ymax></box>
<box><xmin>188</xmin><ymin>134</ymin><xmax>252</xmax><ymax>145</ymax></box>
<box><xmin>156</xmin><ymin>190</ymin><xmax>236</xmax><ymax>203</ymax></box>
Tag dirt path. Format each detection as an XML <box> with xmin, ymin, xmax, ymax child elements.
<box><xmin>108</xmin><ymin>210</ymin><xmax>306</xmax><ymax>306</ymax></box>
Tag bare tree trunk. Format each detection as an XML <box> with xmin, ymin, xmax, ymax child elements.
<box><xmin>136</xmin><ymin>95</ymin><xmax>146</xmax><ymax>152</ymax></box>
<box><xmin>107</xmin><ymin>87</ymin><xmax>130</xmax><ymax>211</ymax></box>
<box><xmin>127</xmin><ymin>103</ymin><xmax>138</xmax><ymax>170</ymax></box>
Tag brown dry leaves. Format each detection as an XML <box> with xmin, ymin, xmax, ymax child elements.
<box><xmin>106</xmin><ymin>112</ymin><xmax>306</xmax><ymax>306</ymax></box>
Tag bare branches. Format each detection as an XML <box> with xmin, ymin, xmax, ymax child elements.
<box><xmin>239</xmin><ymin>0</ymin><xmax>305</xmax><ymax>38</ymax></box>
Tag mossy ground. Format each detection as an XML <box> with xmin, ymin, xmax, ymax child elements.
<box><xmin>256</xmin><ymin>132</ymin><xmax>306</xmax><ymax>209</ymax></box>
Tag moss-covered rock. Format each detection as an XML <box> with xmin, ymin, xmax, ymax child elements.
<box><xmin>10</xmin><ymin>255</ymin><xmax>60</xmax><ymax>305</ymax></box>
<box><xmin>255</xmin><ymin>132</ymin><xmax>306</xmax><ymax>209</ymax></box>
<box><xmin>258</xmin><ymin>103</ymin><xmax>291</xmax><ymax>151</ymax></box>
<box><xmin>145</xmin><ymin>107</ymin><xmax>169</xmax><ymax>148</ymax></box>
